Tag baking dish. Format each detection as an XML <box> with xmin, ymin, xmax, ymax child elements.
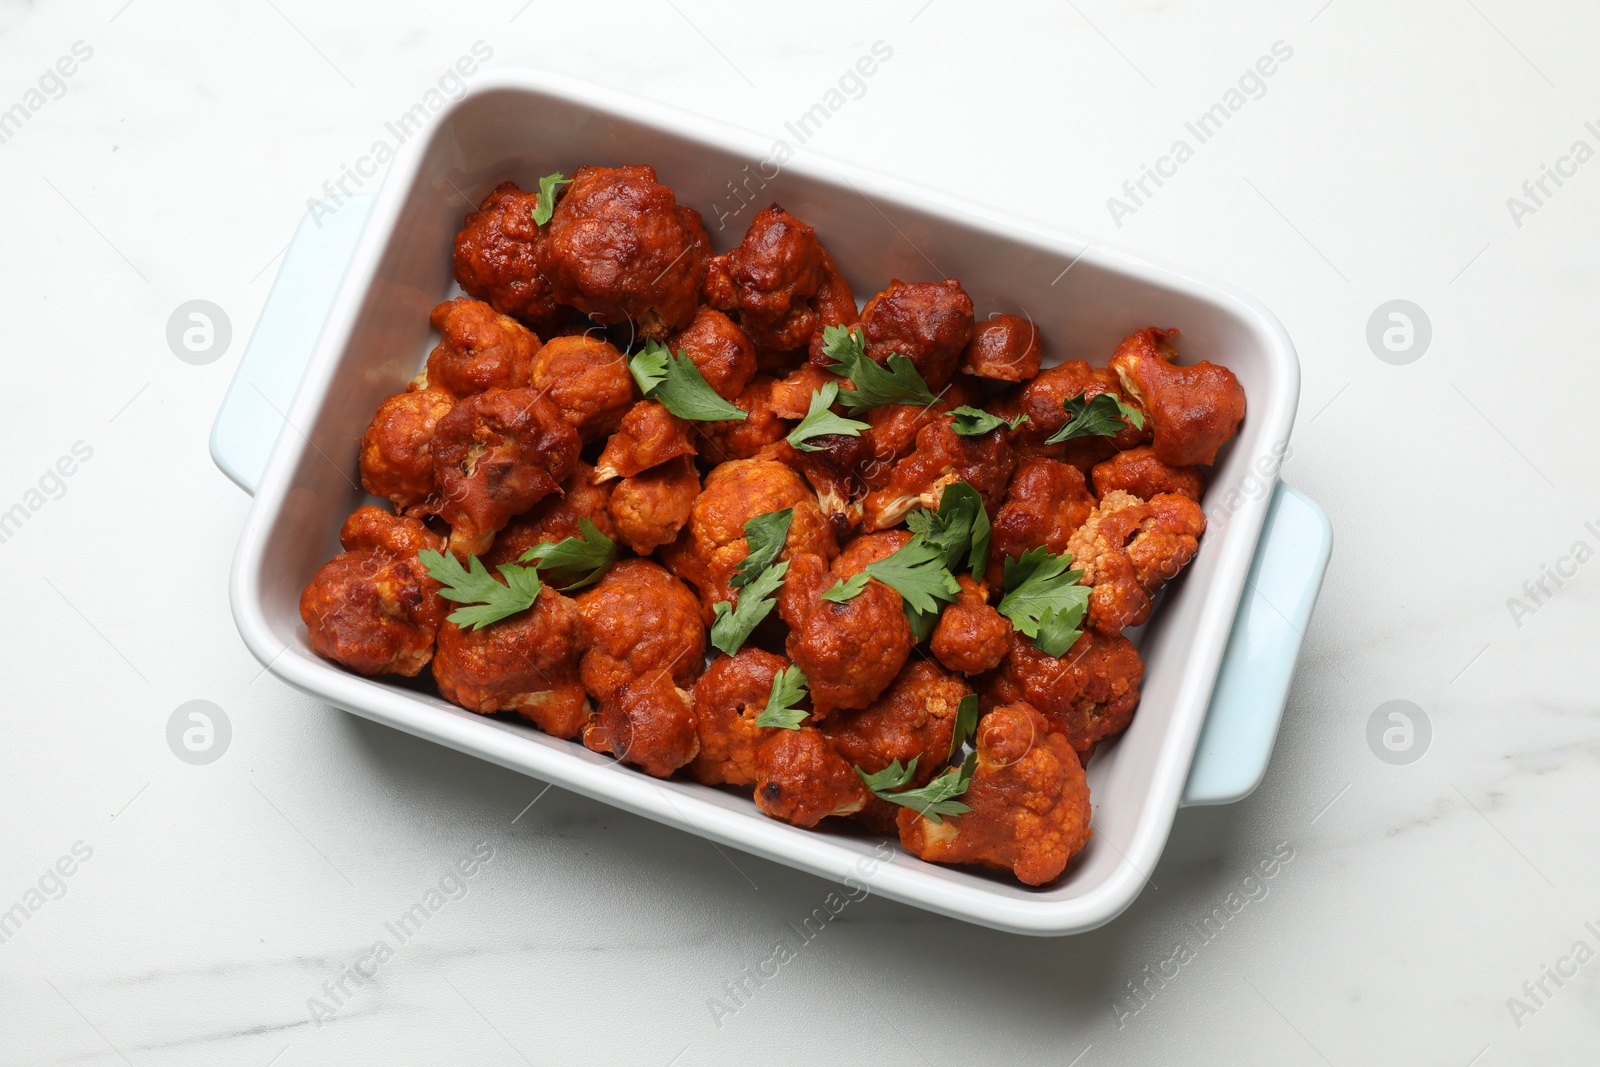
<box><xmin>215</xmin><ymin>71</ymin><xmax>1330</xmax><ymax>935</ymax></box>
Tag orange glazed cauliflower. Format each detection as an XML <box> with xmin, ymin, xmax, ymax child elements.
<box><xmin>431</xmin><ymin>585</ymin><xmax>590</xmax><ymax>739</ymax></box>
<box><xmin>299</xmin><ymin>507</ymin><xmax>446</xmax><ymax>677</ymax></box>
<box><xmin>862</xmin><ymin>416</ymin><xmax>1014</xmax><ymax>531</ymax></box>
<box><xmin>1067</xmin><ymin>489</ymin><xmax>1207</xmax><ymax>635</ymax></box>
<box><xmin>1091</xmin><ymin>445</ymin><xmax>1205</xmax><ymax>502</ymax></box>
<box><xmin>423</xmin><ymin>297</ymin><xmax>541</xmax><ymax>398</ymax></box>
<box><xmin>985</xmin><ymin>630</ymin><xmax>1144</xmax><ymax>758</ymax></box>
<box><xmin>430</xmin><ymin>387</ymin><xmax>581</xmax><ymax>558</ymax></box>
<box><xmin>777</xmin><ymin>552</ymin><xmax>912</xmax><ymax>717</ymax></box>
<box><xmin>668</xmin><ymin>306</ymin><xmax>759</xmax><ymax>401</ymax></box>
<box><xmin>754</xmin><ymin>726</ymin><xmax>868</xmax><ymax>827</ymax></box>
<box><xmin>594</xmin><ymin>400</ymin><xmax>695</xmax><ymax>482</ymax></box>
<box><xmin>858</xmin><ymin>279</ymin><xmax>974</xmax><ymax>390</ymax></box>
<box><xmin>573</xmin><ymin>559</ymin><xmax>706</xmax><ymax>704</ymax></box>
<box><xmin>528</xmin><ymin>334</ymin><xmax>638</xmax><ymax>443</ymax></box>
<box><xmin>659</xmin><ymin>458</ymin><xmax>837</xmax><ymax>624</ymax></box>
<box><xmin>1108</xmin><ymin>328</ymin><xmax>1245</xmax><ymax>467</ymax></box>
<box><xmin>821</xmin><ymin>660</ymin><xmax>971</xmax><ymax>832</ymax></box>
<box><xmin>687</xmin><ymin>648</ymin><xmax>788</xmax><ymax>786</ymax></box>
<box><xmin>896</xmin><ymin>701</ymin><xmax>1091</xmax><ymax>886</ymax></box>
<box><xmin>998</xmin><ymin>358</ymin><xmax>1150</xmax><ymax>470</ymax></box>
<box><xmin>960</xmin><ymin>313</ymin><xmax>1042</xmax><ymax>382</ymax></box>
<box><xmin>583</xmin><ymin>668</ymin><xmax>700</xmax><ymax>778</ymax></box>
<box><xmin>480</xmin><ymin>460</ymin><xmax>615</xmax><ymax>569</ymax></box>
<box><xmin>694</xmin><ymin>374</ymin><xmax>792</xmax><ymax>464</ymax></box>
<box><xmin>704</xmin><ymin>204</ymin><xmax>857</xmax><ymax>355</ymax></box>
<box><xmin>930</xmin><ymin>576</ymin><xmax>1013</xmax><ymax>676</ymax></box>
<box><xmin>451</xmin><ymin>180</ymin><xmax>569</xmax><ymax>336</ymax></box>
<box><xmin>537</xmin><ymin>164</ymin><xmax>710</xmax><ymax>339</ymax></box>
<box><xmin>986</xmin><ymin>457</ymin><xmax>1097</xmax><ymax>586</ymax></box>
<box><xmin>608</xmin><ymin>454</ymin><xmax>700</xmax><ymax>555</ymax></box>
<box><xmin>359</xmin><ymin>387</ymin><xmax>454</xmax><ymax>515</ymax></box>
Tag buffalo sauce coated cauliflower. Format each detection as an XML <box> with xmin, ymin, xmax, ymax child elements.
<box><xmin>1067</xmin><ymin>489</ymin><xmax>1207</xmax><ymax>636</ymax></box>
<box><xmin>1108</xmin><ymin>328</ymin><xmax>1245</xmax><ymax>467</ymax></box>
<box><xmin>573</xmin><ymin>559</ymin><xmax>706</xmax><ymax>704</ymax></box>
<box><xmin>688</xmin><ymin>648</ymin><xmax>788</xmax><ymax>786</ymax></box>
<box><xmin>777</xmin><ymin>552</ymin><xmax>912</xmax><ymax>717</ymax></box>
<box><xmin>930</xmin><ymin>575</ymin><xmax>1012</xmax><ymax>676</ymax></box>
<box><xmin>858</xmin><ymin>279</ymin><xmax>974</xmax><ymax>391</ymax></box>
<box><xmin>430</xmin><ymin>387</ymin><xmax>581</xmax><ymax>559</ymax></box>
<box><xmin>424</xmin><ymin>297</ymin><xmax>541</xmax><ymax>398</ymax></box>
<box><xmin>537</xmin><ymin>164</ymin><xmax>710</xmax><ymax>340</ymax></box>
<box><xmin>359</xmin><ymin>387</ymin><xmax>455</xmax><ymax>516</ymax></box>
<box><xmin>584</xmin><ymin>668</ymin><xmax>700</xmax><ymax>778</ymax></box>
<box><xmin>997</xmin><ymin>358</ymin><xmax>1150</xmax><ymax>470</ymax></box>
<box><xmin>1091</xmin><ymin>445</ymin><xmax>1205</xmax><ymax>502</ymax></box>
<box><xmin>658</xmin><ymin>458</ymin><xmax>837</xmax><ymax>624</ymax></box>
<box><xmin>299</xmin><ymin>507</ymin><xmax>447</xmax><ymax>677</ymax></box>
<box><xmin>897</xmin><ymin>701</ymin><xmax>1091</xmax><ymax>886</ymax></box>
<box><xmin>703</xmin><ymin>204</ymin><xmax>856</xmax><ymax>357</ymax></box>
<box><xmin>451</xmin><ymin>180</ymin><xmax>570</xmax><ymax>336</ymax></box>
<box><xmin>754</xmin><ymin>725</ymin><xmax>868</xmax><ymax>827</ymax></box>
<box><xmin>821</xmin><ymin>660</ymin><xmax>970</xmax><ymax>832</ymax></box>
<box><xmin>431</xmin><ymin>585</ymin><xmax>589</xmax><ymax>739</ymax></box>
<box><xmin>985</xmin><ymin>630</ymin><xmax>1144</xmax><ymax>759</ymax></box>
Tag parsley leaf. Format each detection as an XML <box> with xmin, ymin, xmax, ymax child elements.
<box><xmin>1044</xmin><ymin>390</ymin><xmax>1146</xmax><ymax>445</ymax></box>
<box><xmin>904</xmin><ymin>602</ymin><xmax>940</xmax><ymax>642</ymax></box>
<box><xmin>856</xmin><ymin>757</ymin><xmax>919</xmax><ymax>793</ymax></box>
<box><xmin>997</xmin><ymin>546</ymin><xmax>1089</xmax><ymax>657</ymax></box>
<box><xmin>709</xmin><ymin>560</ymin><xmax>788</xmax><ymax>656</ymax></box>
<box><xmin>730</xmin><ymin>509</ymin><xmax>793</xmax><ymax>589</ymax></box>
<box><xmin>628</xmin><ymin>340</ymin><xmax>748</xmax><ymax>422</ymax></box>
<box><xmin>529</xmin><ymin>172</ymin><xmax>572</xmax><ymax>226</ymax></box>
<box><xmin>755</xmin><ymin>664</ymin><xmax>810</xmax><ymax>729</ymax></box>
<box><xmin>820</xmin><ymin>536</ymin><xmax>961</xmax><ymax>615</ymax></box>
<box><xmin>948</xmin><ymin>694</ymin><xmax>981</xmax><ymax>759</ymax></box>
<box><xmin>860</xmin><ymin>752</ymin><xmax>978</xmax><ymax>824</ymax></box>
<box><xmin>820</xmin><ymin>570</ymin><xmax>870</xmax><ymax>603</ymax></box>
<box><xmin>419</xmin><ymin>549</ymin><xmax>543</xmax><ymax>630</ymax></box>
<box><xmin>517</xmin><ymin>518</ymin><xmax>617</xmax><ymax>591</ymax></box>
<box><xmin>905</xmin><ymin>482</ymin><xmax>991</xmax><ymax>577</ymax></box>
<box><xmin>821</xmin><ymin>324</ymin><xmax>940</xmax><ymax>412</ymax></box>
<box><xmin>948</xmin><ymin>406</ymin><xmax>1028</xmax><ymax>436</ymax></box>
<box><xmin>786</xmin><ymin>380</ymin><xmax>870</xmax><ymax>452</ymax></box>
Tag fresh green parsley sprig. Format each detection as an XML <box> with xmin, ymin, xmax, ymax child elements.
<box><xmin>947</xmin><ymin>406</ymin><xmax>1028</xmax><ymax>437</ymax></box>
<box><xmin>905</xmin><ymin>482</ymin><xmax>991</xmax><ymax>578</ymax></box>
<box><xmin>855</xmin><ymin>752</ymin><xmax>978</xmax><ymax>824</ymax></box>
<box><xmin>710</xmin><ymin>561</ymin><xmax>788</xmax><ymax>656</ymax></box>
<box><xmin>629</xmin><ymin>340</ymin><xmax>749</xmax><ymax>422</ymax></box>
<box><xmin>786</xmin><ymin>380</ymin><xmax>870</xmax><ymax>452</ymax></box>
<box><xmin>530</xmin><ymin>172</ymin><xmax>572</xmax><ymax>226</ymax></box>
<box><xmin>821</xmin><ymin>324</ymin><xmax>939</xmax><ymax>412</ymax></box>
<box><xmin>755</xmin><ymin>664</ymin><xmax>810</xmax><ymax>729</ymax></box>
<box><xmin>1044</xmin><ymin>390</ymin><xmax>1145</xmax><ymax>445</ymax></box>
<box><xmin>948</xmin><ymin>695</ymin><xmax>981</xmax><ymax>760</ymax></box>
<box><xmin>821</xmin><ymin>536</ymin><xmax>961</xmax><ymax>616</ymax></box>
<box><xmin>996</xmin><ymin>546</ymin><xmax>1090</xmax><ymax>657</ymax></box>
<box><xmin>730</xmin><ymin>509</ymin><xmax>792</xmax><ymax>589</ymax></box>
<box><xmin>418</xmin><ymin>550</ymin><xmax>543</xmax><ymax>630</ymax></box>
<box><xmin>517</xmin><ymin>518</ymin><xmax>617</xmax><ymax>591</ymax></box>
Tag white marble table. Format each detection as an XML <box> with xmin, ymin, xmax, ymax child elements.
<box><xmin>3</xmin><ymin>0</ymin><xmax>1596</xmax><ymax>1063</ymax></box>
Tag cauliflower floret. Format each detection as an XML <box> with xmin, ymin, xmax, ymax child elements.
<box><xmin>1067</xmin><ymin>489</ymin><xmax>1207</xmax><ymax>635</ymax></box>
<box><xmin>1108</xmin><ymin>327</ymin><xmax>1245</xmax><ymax>467</ymax></box>
<box><xmin>583</xmin><ymin>668</ymin><xmax>700</xmax><ymax>778</ymax></box>
<box><xmin>896</xmin><ymin>701</ymin><xmax>1091</xmax><ymax>886</ymax></box>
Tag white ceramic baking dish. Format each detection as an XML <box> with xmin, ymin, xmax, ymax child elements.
<box><xmin>217</xmin><ymin>70</ymin><xmax>1329</xmax><ymax>935</ymax></box>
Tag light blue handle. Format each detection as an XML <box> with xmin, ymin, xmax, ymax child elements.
<box><xmin>1180</xmin><ymin>482</ymin><xmax>1332</xmax><ymax>805</ymax></box>
<box><xmin>209</xmin><ymin>195</ymin><xmax>376</xmax><ymax>493</ymax></box>
<box><xmin>210</xmin><ymin>200</ymin><xmax>1332</xmax><ymax>806</ymax></box>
